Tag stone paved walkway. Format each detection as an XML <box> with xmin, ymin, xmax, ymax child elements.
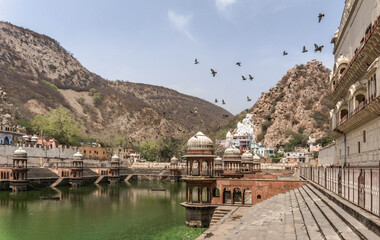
<box><xmin>197</xmin><ymin>184</ymin><xmax>380</xmax><ymax>240</ymax></box>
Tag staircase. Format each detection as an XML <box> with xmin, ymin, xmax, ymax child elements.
<box><xmin>51</xmin><ymin>177</ymin><xmax>65</xmax><ymax>187</ymax></box>
<box><xmin>209</xmin><ymin>207</ymin><xmax>232</xmax><ymax>227</ymax></box>
<box><xmin>94</xmin><ymin>175</ymin><xmax>105</xmax><ymax>184</ymax></box>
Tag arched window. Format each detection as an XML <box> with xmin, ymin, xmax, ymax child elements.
<box><xmin>340</xmin><ymin>109</ymin><xmax>348</xmax><ymax>120</ymax></box>
<box><xmin>257</xmin><ymin>195</ymin><xmax>262</xmax><ymax>199</ymax></box>
<box><xmin>213</xmin><ymin>188</ymin><xmax>220</xmax><ymax>197</ymax></box>
<box><xmin>340</xmin><ymin>68</ymin><xmax>345</xmax><ymax>74</ymax></box>
<box><xmin>355</xmin><ymin>94</ymin><xmax>365</xmax><ymax>105</ymax></box>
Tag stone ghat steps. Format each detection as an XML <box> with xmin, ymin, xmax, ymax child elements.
<box><xmin>201</xmin><ymin>184</ymin><xmax>380</xmax><ymax>240</ymax></box>
<box><xmin>210</xmin><ymin>209</ymin><xmax>231</xmax><ymax>226</ymax></box>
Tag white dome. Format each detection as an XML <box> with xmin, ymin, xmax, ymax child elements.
<box><xmin>215</xmin><ymin>156</ymin><xmax>223</xmax><ymax>165</ymax></box>
<box><xmin>111</xmin><ymin>154</ymin><xmax>120</xmax><ymax>162</ymax></box>
<box><xmin>73</xmin><ymin>151</ymin><xmax>83</xmax><ymax>160</ymax></box>
<box><xmin>224</xmin><ymin>146</ymin><xmax>241</xmax><ymax>159</ymax></box>
<box><xmin>186</xmin><ymin>131</ymin><xmax>213</xmax><ymax>151</ymax></box>
<box><xmin>171</xmin><ymin>156</ymin><xmax>179</xmax><ymax>163</ymax></box>
<box><xmin>14</xmin><ymin>147</ymin><xmax>27</xmax><ymax>157</ymax></box>
<box><xmin>253</xmin><ymin>154</ymin><xmax>261</xmax><ymax>161</ymax></box>
<box><xmin>241</xmin><ymin>151</ymin><xmax>253</xmax><ymax>161</ymax></box>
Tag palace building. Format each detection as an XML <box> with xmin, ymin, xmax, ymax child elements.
<box><xmin>325</xmin><ymin>0</ymin><xmax>380</xmax><ymax>166</ymax></box>
<box><xmin>303</xmin><ymin>0</ymin><xmax>380</xmax><ymax>217</ymax></box>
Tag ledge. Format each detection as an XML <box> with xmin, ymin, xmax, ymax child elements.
<box><xmin>332</xmin><ymin>16</ymin><xmax>380</xmax><ymax>103</ymax></box>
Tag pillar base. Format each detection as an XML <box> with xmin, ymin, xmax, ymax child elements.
<box><xmin>108</xmin><ymin>176</ymin><xmax>121</xmax><ymax>184</ymax></box>
<box><xmin>180</xmin><ymin>202</ymin><xmax>217</xmax><ymax>228</ymax></box>
<box><xmin>70</xmin><ymin>178</ymin><xmax>84</xmax><ymax>188</ymax></box>
<box><xmin>10</xmin><ymin>180</ymin><xmax>29</xmax><ymax>191</ymax></box>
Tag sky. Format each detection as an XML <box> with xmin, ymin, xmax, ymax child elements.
<box><xmin>0</xmin><ymin>0</ymin><xmax>344</xmax><ymax>114</ymax></box>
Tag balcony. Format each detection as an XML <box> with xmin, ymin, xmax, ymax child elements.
<box><xmin>331</xmin><ymin>16</ymin><xmax>380</xmax><ymax>103</ymax></box>
<box><xmin>331</xmin><ymin>93</ymin><xmax>380</xmax><ymax>137</ymax></box>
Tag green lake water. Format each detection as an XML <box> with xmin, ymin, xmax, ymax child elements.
<box><xmin>0</xmin><ymin>181</ymin><xmax>205</xmax><ymax>240</ymax></box>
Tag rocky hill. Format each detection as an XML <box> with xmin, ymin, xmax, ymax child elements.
<box><xmin>0</xmin><ymin>21</ymin><xmax>231</xmax><ymax>144</ymax></box>
<box><xmin>248</xmin><ymin>60</ymin><xmax>332</xmax><ymax>148</ymax></box>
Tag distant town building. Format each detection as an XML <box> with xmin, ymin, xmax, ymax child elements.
<box><xmin>80</xmin><ymin>145</ymin><xmax>111</xmax><ymax>161</ymax></box>
<box><xmin>282</xmin><ymin>152</ymin><xmax>310</xmax><ymax>164</ymax></box>
<box><xmin>0</xmin><ymin>121</ymin><xmax>26</xmax><ymax>145</ymax></box>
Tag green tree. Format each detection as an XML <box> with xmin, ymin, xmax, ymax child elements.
<box><xmin>139</xmin><ymin>140</ymin><xmax>159</xmax><ymax>162</ymax></box>
<box><xmin>115</xmin><ymin>137</ymin><xmax>127</xmax><ymax>147</ymax></box>
<box><xmin>32</xmin><ymin>108</ymin><xmax>83</xmax><ymax>145</ymax></box>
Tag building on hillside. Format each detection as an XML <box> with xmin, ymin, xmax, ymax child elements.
<box><xmin>250</xmin><ymin>142</ymin><xmax>274</xmax><ymax>158</ymax></box>
<box><xmin>282</xmin><ymin>152</ymin><xmax>310</xmax><ymax>164</ymax></box>
<box><xmin>0</xmin><ymin>121</ymin><xmax>26</xmax><ymax>145</ymax></box>
<box><xmin>322</xmin><ymin>0</ymin><xmax>380</xmax><ymax>166</ymax></box>
<box><xmin>80</xmin><ymin>145</ymin><xmax>111</xmax><ymax>161</ymax></box>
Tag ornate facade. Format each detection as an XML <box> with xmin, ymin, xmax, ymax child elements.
<box><xmin>324</xmin><ymin>0</ymin><xmax>380</xmax><ymax>166</ymax></box>
<box><xmin>0</xmin><ymin>122</ymin><xmax>26</xmax><ymax>145</ymax></box>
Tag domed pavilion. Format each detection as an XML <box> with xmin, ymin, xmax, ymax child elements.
<box><xmin>169</xmin><ymin>156</ymin><xmax>182</xmax><ymax>182</ymax></box>
<box><xmin>222</xmin><ymin>145</ymin><xmax>243</xmax><ymax>178</ymax></box>
<box><xmin>10</xmin><ymin>147</ymin><xmax>29</xmax><ymax>191</ymax></box>
<box><xmin>69</xmin><ymin>151</ymin><xmax>84</xmax><ymax>187</ymax></box>
<box><xmin>181</xmin><ymin>131</ymin><xmax>218</xmax><ymax>228</ymax></box>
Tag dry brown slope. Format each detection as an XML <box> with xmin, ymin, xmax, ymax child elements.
<box><xmin>0</xmin><ymin>21</ymin><xmax>231</xmax><ymax>143</ymax></box>
<box><xmin>249</xmin><ymin>60</ymin><xmax>332</xmax><ymax>148</ymax></box>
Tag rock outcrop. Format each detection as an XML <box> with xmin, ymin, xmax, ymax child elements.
<box><xmin>248</xmin><ymin>60</ymin><xmax>332</xmax><ymax>147</ymax></box>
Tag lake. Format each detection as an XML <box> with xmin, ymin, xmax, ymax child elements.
<box><xmin>0</xmin><ymin>181</ymin><xmax>205</xmax><ymax>240</ymax></box>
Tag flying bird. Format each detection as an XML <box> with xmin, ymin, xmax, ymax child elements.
<box><xmin>249</xmin><ymin>74</ymin><xmax>254</xmax><ymax>81</ymax></box>
<box><xmin>194</xmin><ymin>58</ymin><xmax>199</xmax><ymax>64</ymax></box>
<box><xmin>211</xmin><ymin>69</ymin><xmax>217</xmax><ymax>77</ymax></box>
<box><xmin>318</xmin><ymin>13</ymin><xmax>325</xmax><ymax>23</ymax></box>
<box><xmin>215</xmin><ymin>99</ymin><xmax>218</xmax><ymax>103</ymax></box>
<box><xmin>302</xmin><ymin>46</ymin><xmax>308</xmax><ymax>53</ymax></box>
<box><xmin>283</xmin><ymin>51</ymin><xmax>288</xmax><ymax>56</ymax></box>
<box><xmin>247</xmin><ymin>96</ymin><xmax>251</xmax><ymax>102</ymax></box>
<box><xmin>314</xmin><ymin>44</ymin><xmax>324</xmax><ymax>52</ymax></box>
<box><xmin>222</xmin><ymin>99</ymin><xmax>226</xmax><ymax>105</ymax></box>
<box><xmin>242</xmin><ymin>75</ymin><xmax>247</xmax><ymax>81</ymax></box>
<box><xmin>236</xmin><ymin>62</ymin><xmax>241</xmax><ymax>67</ymax></box>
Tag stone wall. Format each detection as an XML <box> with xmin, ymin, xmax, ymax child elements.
<box><xmin>333</xmin><ymin>117</ymin><xmax>380</xmax><ymax>166</ymax></box>
<box><xmin>0</xmin><ymin>144</ymin><xmax>78</xmax><ymax>166</ymax></box>
<box><xmin>318</xmin><ymin>144</ymin><xmax>336</xmax><ymax>165</ymax></box>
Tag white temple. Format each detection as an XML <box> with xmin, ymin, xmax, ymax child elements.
<box><xmin>220</xmin><ymin>114</ymin><xmax>255</xmax><ymax>150</ymax></box>
<box><xmin>232</xmin><ymin>114</ymin><xmax>255</xmax><ymax>139</ymax></box>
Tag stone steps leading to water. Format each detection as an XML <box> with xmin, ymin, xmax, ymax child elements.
<box><xmin>198</xmin><ymin>184</ymin><xmax>380</xmax><ymax>240</ymax></box>
<box><xmin>210</xmin><ymin>208</ymin><xmax>232</xmax><ymax>227</ymax></box>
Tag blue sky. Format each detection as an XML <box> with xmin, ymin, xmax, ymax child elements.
<box><xmin>0</xmin><ymin>0</ymin><xmax>344</xmax><ymax>114</ymax></box>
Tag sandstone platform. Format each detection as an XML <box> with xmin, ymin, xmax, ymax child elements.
<box><xmin>198</xmin><ymin>184</ymin><xmax>380</xmax><ymax>240</ymax></box>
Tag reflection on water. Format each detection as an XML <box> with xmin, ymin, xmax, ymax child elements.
<box><xmin>0</xmin><ymin>181</ymin><xmax>196</xmax><ymax>240</ymax></box>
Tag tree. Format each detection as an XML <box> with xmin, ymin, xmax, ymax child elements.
<box><xmin>139</xmin><ymin>140</ymin><xmax>159</xmax><ymax>162</ymax></box>
<box><xmin>32</xmin><ymin>108</ymin><xmax>83</xmax><ymax>145</ymax></box>
<box><xmin>115</xmin><ymin>137</ymin><xmax>127</xmax><ymax>147</ymax></box>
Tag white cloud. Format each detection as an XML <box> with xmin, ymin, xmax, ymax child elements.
<box><xmin>215</xmin><ymin>0</ymin><xmax>237</xmax><ymax>12</ymax></box>
<box><xmin>168</xmin><ymin>10</ymin><xmax>196</xmax><ymax>43</ymax></box>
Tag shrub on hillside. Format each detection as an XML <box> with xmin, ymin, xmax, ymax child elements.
<box><xmin>42</xmin><ymin>80</ymin><xmax>58</xmax><ymax>91</ymax></box>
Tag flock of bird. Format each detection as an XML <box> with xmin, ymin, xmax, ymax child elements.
<box><xmin>161</xmin><ymin>11</ymin><xmax>327</xmax><ymax>135</ymax></box>
<box><xmin>192</xmin><ymin>13</ymin><xmax>326</xmax><ymax>115</ymax></box>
